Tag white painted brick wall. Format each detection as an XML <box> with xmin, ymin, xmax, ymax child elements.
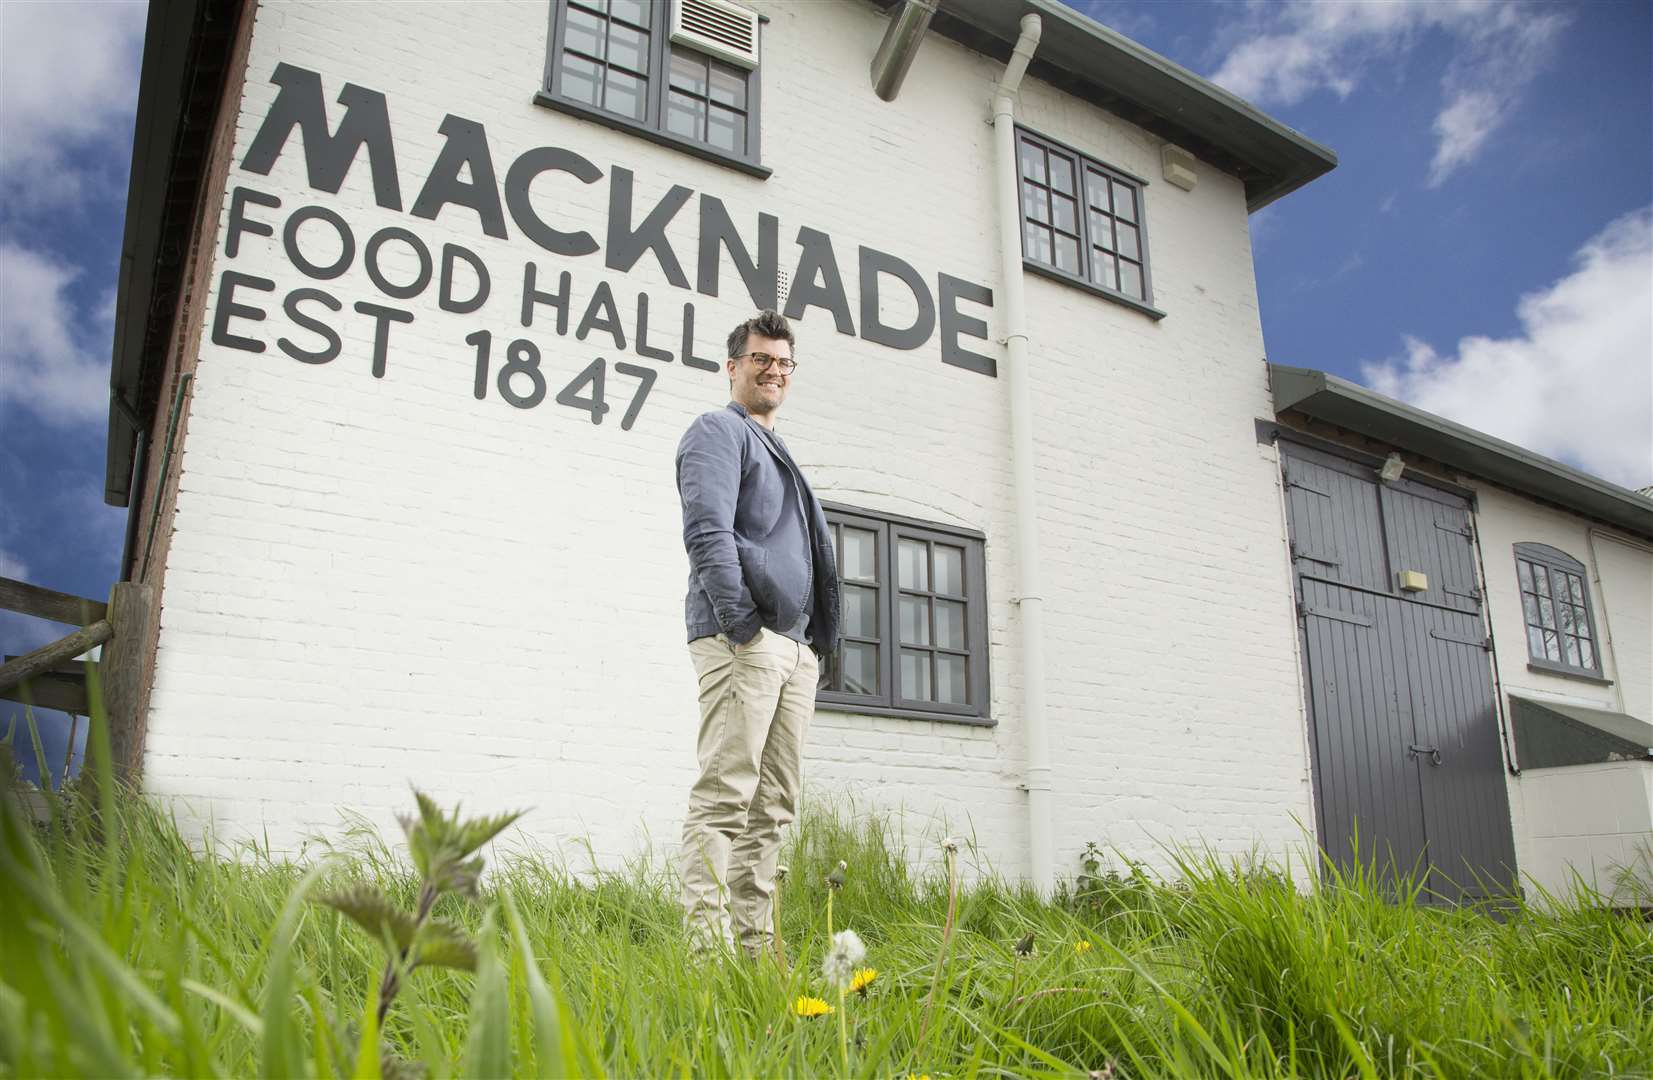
<box><xmin>141</xmin><ymin>0</ymin><xmax>1317</xmax><ymax>885</ymax></box>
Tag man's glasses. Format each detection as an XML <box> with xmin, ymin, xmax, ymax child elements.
<box><xmin>738</xmin><ymin>351</ymin><xmax>798</xmax><ymax>374</ymax></box>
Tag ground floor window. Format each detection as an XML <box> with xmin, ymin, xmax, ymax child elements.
<box><xmin>818</xmin><ymin>503</ymin><xmax>991</xmax><ymax>724</ymax></box>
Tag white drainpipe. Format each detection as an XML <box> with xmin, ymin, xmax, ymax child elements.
<box><xmin>991</xmin><ymin>13</ymin><xmax>1053</xmax><ymax>898</ymax></box>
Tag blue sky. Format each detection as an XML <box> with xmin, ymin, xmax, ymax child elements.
<box><xmin>2</xmin><ymin>0</ymin><xmax>1650</xmax><ymax>785</ymax></box>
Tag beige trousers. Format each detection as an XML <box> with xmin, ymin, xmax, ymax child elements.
<box><xmin>680</xmin><ymin>627</ymin><xmax>819</xmax><ymax>955</ymax></box>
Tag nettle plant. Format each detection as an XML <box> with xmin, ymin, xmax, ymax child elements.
<box><xmin>317</xmin><ymin>792</ymin><xmax>524</xmax><ymax>1027</ymax></box>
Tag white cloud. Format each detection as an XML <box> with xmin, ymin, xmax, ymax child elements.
<box><xmin>1210</xmin><ymin>1</ymin><xmax>1568</xmax><ymax>186</ymax></box>
<box><xmin>0</xmin><ymin>0</ymin><xmax>149</xmax><ymax>211</ymax></box>
<box><xmin>1363</xmin><ymin>207</ymin><xmax>1653</xmax><ymax>490</ymax></box>
<box><xmin>0</xmin><ymin>244</ymin><xmax>112</xmax><ymax>424</ymax></box>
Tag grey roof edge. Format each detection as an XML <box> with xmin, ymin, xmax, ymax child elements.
<box><xmin>879</xmin><ymin>0</ymin><xmax>1338</xmax><ymax>211</ymax></box>
<box><xmin>1271</xmin><ymin>364</ymin><xmax>1653</xmax><ymax>542</ymax></box>
<box><xmin>1509</xmin><ymin>692</ymin><xmax>1653</xmax><ymax>754</ymax></box>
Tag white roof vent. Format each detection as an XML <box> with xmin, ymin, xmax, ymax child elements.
<box><xmin>671</xmin><ymin>0</ymin><xmax>760</xmax><ymax>70</ymax></box>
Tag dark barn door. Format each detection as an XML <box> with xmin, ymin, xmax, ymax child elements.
<box><xmin>1282</xmin><ymin>441</ymin><xmax>1518</xmax><ymax>905</ymax></box>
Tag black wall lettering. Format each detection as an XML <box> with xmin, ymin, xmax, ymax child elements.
<box><xmin>634</xmin><ymin>293</ymin><xmax>673</xmax><ymax>362</ymax></box>
<box><xmin>279</xmin><ymin>288</ymin><xmax>343</xmax><ymax>363</ymax></box>
<box><xmin>938</xmin><ymin>274</ymin><xmax>996</xmax><ymax>377</ymax></box>
<box><xmin>680</xmin><ymin>303</ymin><xmax>719</xmax><ymax>372</ymax></box>
<box><xmin>364</xmin><ymin>226</ymin><xmax>433</xmax><ymax>300</ymax></box>
<box><xmin>576</xmin><ymin>281</ymin><xmax>627</xmax><ymax>350</ymax></box>
<box><xmin>410</xmin><ymin>115</ymin><xmax>508</xmax><ymax>239</ymax></box>
<box><xmin>606</xmin><ymin>167</ymin><xmax>692</xmax><ymax>288</ymax></box>
<box><xmin>696</xmin><ymin>195</ymin><xmax>777</xmax><ymax>310</ymax></box>
<box><xmin>439</xmin><ymin>244</ymin><xmax>490</xmax><ymax>315</ymax></box>
<box><xmin>352</xmin><ymin>302</ymin><xmax>415</xmax><ymax>379</ymax></box>
<box><xmin>504</xmin><ymin>146</ymin><xmax>602</xmax><ymax>256</ymax></box>
<box><xmin>211</xmin><ymin>272</ymin><xmax>275</xmax><ymax>352</ymax></box>
<box><xmin>784</xmin><ymin>227</ymin><xmax>856</xmax><ymax>336</ymax></box>
<box><xmin>225</xmin><ymin>187</ymin><xmax>280</xmax><ymax>258</ymax></box>
<box><xmin>282</xmin><ymin>205</ymin><xmax>355</xmax><ymax>280</ymax></box>
<box><xmin>858</xmin><ymin>246</ymin><xmax>935</xmax><ymax>351</ymax></box>
<box><xmin>240</xmin><ymin>63</ymin><xmax>402</xmax><ymax>210</ymax></box>
<box><xmin>521</xmin><ymin>262</ymin><xmax>572</xmax><ymax>334</ymax></box>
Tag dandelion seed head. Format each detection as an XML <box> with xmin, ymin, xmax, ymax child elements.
<box><xmin>822</xmin><ymin>928</ymin><xmax>867</xmax><ymax>989</ymax></box>
<box><xmin>941</xmin><ymin>837</ymin><xmax>961</xmax><ymax>853</ymax></box>
<box><xmin>775</xmin><ymin>864</ymin><xmax>789</xmax><ymax>880</ymax></box>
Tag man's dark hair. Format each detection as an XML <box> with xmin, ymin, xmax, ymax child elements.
<box><xmin>726</xmin><ymin>310</ymin><xmax>795</xmax><ymax>360</ymax></box>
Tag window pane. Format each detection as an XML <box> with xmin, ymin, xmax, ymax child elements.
<box><xmin>666</xmin><ymin>90</ymin><xmax>705</xmax><ymax>140</ymax></box>
<box><xmin>936</xmin><ymin>654</ymin><xmax>967</xmax><ymax>704</ymax></box>
<box><xmin>1579</xmin><ymin>638</ymin><xmax>1595</xmax><ymax>668</ymax></box>
<box><xmin>1526</xmin><ymin>626</ymin><xmax>1545</xmax><ymax>658</ymax></box>
<box><xmin>1118</xmin><ymin>260</ymin><xmax>1143</xmax><ymax>300</ymax></box>
<box><xmin>1025</xmin><ymin>223</ymin><xmax>1053</xmax><ymax>264</ymax></box>
<box><xmin>1564</xmin><ymin>634</ymin><xmax>1581</xmax><ymax>666</ymax></box>
<box><xmin>1053</xmin><ymin>234</ymin><xmax>1080</xmax><ymax>274</ymax></box>
<box><xmin>709</xmin><ymin>62</ymin><xmax>746</xmax><ymax>108</ymax></box>
<box><xmin>1115</xmin><ymin>222</ymin><xmax>1139</xmax><ymax>260</ymax></box>
<box><xmin>900</xmin><ymin>595</ymin><xmax>931</xmax><ymax>645</ymax></box>
<box><xmin>843</xmin><ymin>528</ymin><xmax>877</xmax><ymax>582</ymax></box>
<box><xmin>934</xmin><ymin>545</ymin><xmax>963</xmax><ymax>595</ymax></box>
<box><xmin>610</xmin><ymin>0</ymin><xmax>651</xmax><ymax>25</ymax></box>
<box><xmin>1089</xmin><ymin>211</ymin><xmax>1114</xmax><ymax>250</ymax></box>
<box><xmin>843</xmin><ymin>642</ymin><xmax>878</xmax><ymax>695</ymax></box>
<box><xmin>1574</xmin><ymin>612</ymin><xmax>1592</xmax><ymax>641</ymax></box>
<box><xmin>1022</xmin><ymin>184</ymin><xmax>1049</xmax><ymax>224</ymax></box>
<box><xmin>1019</xmin><ymin>140</ymin><xmax>1045</xmax><ymax>183</ymax></box>
<box><xmin>1092</xmin><ymin>251</ymin><xmax>1117</xmax><ymax>290</ymax></box>
<box><xmin>1112</xmin><ymin>180</ymin><xmax>1136</xmax><ymax>221</ymax></box>
<box><xmin>603</xmin><ymin>67</ymin><xmax>646</xmax><ymax>120</ymax></box>
<box><xmin>560</xmin><ymin>53</ymin><xmax>602</xmax><ymax>104</ymax></box>
<box><xmin>669</xmin><ymin>49</ymin><xmax>707</xmax><ymax>94</ymax></box>
<box><xmin>607</xmin><ymin>22</ymin><xmax>649</xmax><ymax>73</ymax></box>
<box><xmin>1517</xmin><ymin>560</ymin><xmax>1533</xmax><ymax>591</ymax></box>
<box><xmin>1542</xmin><ymin>630</ymin><xmax>1560</xmax><ymax>661</ymax></box>
<box><xmin>901</xmin><ymin>649</ymin><xmax>932</xmax><ymax>701</ymax></box>
<box><xmin>1533</xmin><ymin>567</ymin><xmax>1550</xmax><ymax>597</ymax></box>
<box><xmin>843</xmin><ymin>584</ymin><xmax>878</xmax><ymax>639</ymax></box>
<box><xmin>707</xmin><ymin>104</ymin><xmax>744</xmax><ymax>154</ymax></box>
<box><xmin>1521</xmin><ymin>593</ymin><xmax>1540</xmax><ymax>626</ymax></box>
<box><xmin>1086</xmin><ymin>169</ymin><xmax>1111</xmax><ymax>210</ymax></box>
<box><xmin>1049</xmin><ymin>152</ymin><xmax>1076</xmax><ymax>195</ymax></box>
<box><xmin>565</xmin><ymin>6</ymin><xmax>606</xmax><ymax>57</ymax></box>
<box><xmin>1558</xmin><ymin>602</ymin><xmax>1574</xmax><ymax>633</ymax></box>
<box><xmin>1537</xmin><ymin>595</ymin><xmax>1555</xmax><ymax>628</ymax></box>
<box><xmin>1051</xmin><ymin>193</ymin><xmax>1077</xmax><ymax>234</ymax></box>
<box><xmin>935</xmin><ymin>600</ymin><xmax>965</xmax><ymax>649</ymax></box>
<box><xmin>898</xmin><ymin>539</ymin><xmax>928</xmax><ymax>590</ymax></box>
<box><xmin>1565</xmin><ymin>573</ymin><xmax>1585</xmax><ymax>606</ymax></box>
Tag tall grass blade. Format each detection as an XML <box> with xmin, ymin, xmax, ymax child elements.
<box><xmin>261</xmin><ymin>860</ymin><xmax>333</xmax><ymax>1080</ymax></box>
<box><xmin>462</xmin><ymin>905</ymin><xmax>511</xmax><ymax>1079</ymax></box>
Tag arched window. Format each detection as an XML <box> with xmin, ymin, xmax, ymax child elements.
<box><xmin>1513</xmin><ymin>543</ymin><xmax>1602</xmax><ymax>678</ymax></box>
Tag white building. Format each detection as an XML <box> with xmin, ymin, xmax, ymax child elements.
<box><xmin>103</xmin><ymin>0</ymin><xmax>1650</xmax><ymax>903</ymax></box>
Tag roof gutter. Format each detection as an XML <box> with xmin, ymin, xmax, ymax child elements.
<box><xmin>870</xmin><ymin>0</ymin><xmax>939</xmax><ymax>101</ymax></box>
<box><xmin>992</xmin><ymin>12</ymin><xmax>1056</xmax><ymax>899</ymax></box>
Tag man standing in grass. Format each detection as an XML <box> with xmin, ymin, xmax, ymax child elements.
<box><xmin>675</xmin><ymin>310</ymin><xmax>842</xmax><ymax>958</ymax></box>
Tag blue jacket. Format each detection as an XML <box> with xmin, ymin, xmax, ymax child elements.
<box><xmin>677</xmin><ymin>402</ymin><xmax>841</xmax><ymax>659</ymax></box>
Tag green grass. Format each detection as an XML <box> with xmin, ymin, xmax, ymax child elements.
<box><xmin>2</xmin><ymin>715</ymin><xmax>1651</xmax><ymax>1079</ymax></box>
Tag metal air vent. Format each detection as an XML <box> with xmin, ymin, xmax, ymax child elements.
<box><xmin>670</xmin><ymin>0</ymin><xmax>760</xmax><ymax>70</ymax></box>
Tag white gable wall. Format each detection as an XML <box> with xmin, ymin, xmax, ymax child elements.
<box><xmin>139</xmin><ymin>0</ymin><xmax>1316</xmax><ymax>883</ymax></box>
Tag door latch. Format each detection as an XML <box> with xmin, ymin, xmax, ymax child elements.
<box><xmin>1408</xmin><ymin>744</ymin><xmax>1443</xmax><ymax>767</ymax></box>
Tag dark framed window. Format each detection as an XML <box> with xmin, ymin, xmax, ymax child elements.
<box><xmin>818</xmin><ymin>503</ymin><xmax>991</xmax><ymax>725</ymax></box>
<box><xmin>1514</xmin><ymin>543</ymin><xmax>1602</xmax><ymax>679</ymax></box>
<box><xmin>1015</xmin><ymin>127</ymin><xmax>1163</xmax><ymax>319</ymax></box>
<box><xmin>539</xmin><ymin>0</ymin><xmax>766</xmax><ymax>177</ymax></box>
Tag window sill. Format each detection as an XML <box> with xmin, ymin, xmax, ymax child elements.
<box><xmin>1025</xmin><ymin>260</ymin><xmax>1167</xmax><ymax>320</ymax></box>
<box><xmin>532</xmin><ymin>92</ymin><xmax>772</xmax><ymax>179</ymax></box>
<box><xmin>815</xmin><ymin>695</ymin><xmax>995</xmax><ymax>727</ymax></box>
<box><xmin>1525</xmin><ymin>660</ymin><xmax>1613</xmax><ymax>687</ymax></box>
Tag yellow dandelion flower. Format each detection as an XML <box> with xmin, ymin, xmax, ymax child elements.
<box><xmin>1074</xmin><ymin>940</ymin><xmax>1093</xmax><ymax>954</ymax></box>
<box><xmin>792</xmin><ymin>995</ymin><xmax>834</xmax><ymax>1019</ymax></box>
<box><xmin>850</xmin><ymin>967</ymin><xmax>878</xmax><ymax>996</ymax></box>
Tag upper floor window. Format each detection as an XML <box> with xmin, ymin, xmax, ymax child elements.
<box><xmin>1015</xmin><ymin>128</ymin><xmax>1161</xmax><ymax>319</ymax></box>
<box><xmin>818</xmin><ymin>504</ymin><xmax>991</xmax><ymax>725</ymax></box>
<box><xmin>540</xmin><ymin>0</ymin><xmax>765</xmax><ymax>175</ymax></box>
<box><xmin>1514</xmin><ymin>543</ymin><xmax>1602</xmax><ymax>678</ymax></box>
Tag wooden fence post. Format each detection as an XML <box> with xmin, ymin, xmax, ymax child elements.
<box><xmin>102</xmin><ymin>581</ymin><xmax>154</xmax><ymax>780</ymax></box>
